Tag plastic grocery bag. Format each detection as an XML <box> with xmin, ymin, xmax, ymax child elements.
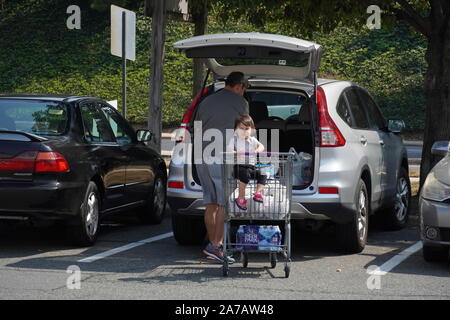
<box><xmin>289</xmin><ymin>147</ymin><xmax>312</xmax><ymax>186</ymax></box>
<box><xmin>228</xmin><ymin>182</ymin><xmax>288</xmax><ymax>218</ymax></box>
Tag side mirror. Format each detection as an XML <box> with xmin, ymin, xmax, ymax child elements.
<box><xmin>431</xmin><ymin>141</ymin><xmax>450</xmax><ymax>157</ymax></box>
<box><xmin>387</xmin><ymin>119</ymin><xmax>405</xmax><ymax>134</ymax></box>
<box><xmin>136</xmin><ymin>129</ymin><xmax>153</xmax><ymax>142</ymax></box>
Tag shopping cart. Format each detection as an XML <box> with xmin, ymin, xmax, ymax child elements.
<box><xmin>221</xmin><ymin>151</ymin><xmax>295</xmax><ymax>278</ymax></box>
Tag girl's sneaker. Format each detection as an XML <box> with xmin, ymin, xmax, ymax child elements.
<box><xmin>253</xmin><ymin>193</ymin><xmax>264</xmax><ymax>203</ymax></box>
<box><xmin>234</xmin><ymin>198</ymin><xmax>248</xmax><ymax>210</ymax></box>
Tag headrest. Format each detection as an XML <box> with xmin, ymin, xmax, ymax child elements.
<box><xmin>249</xmin><ymin>101</ymin><xmax>269</xmax><ymax>123</ymax></box>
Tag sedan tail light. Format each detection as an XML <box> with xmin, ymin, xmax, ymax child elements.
<box><xmin>0</xmin><ymin>151</ymin><xmax>70</xmax><ymax>173</ymax></box>
<box><xmin>35</xmin><ymin>152</ymin><xmax>70</xmax><ymax>172</ymax></box>
<box><xmin>0</xmin><ymin>151</ymin><xmax>37</xmax><ymax>172</ymax></box>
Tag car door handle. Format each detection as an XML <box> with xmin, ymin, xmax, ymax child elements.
<box><xmin>360</xmin><ymin>136</ymin><xmax>367</xmax><ymax>145</ymax></box>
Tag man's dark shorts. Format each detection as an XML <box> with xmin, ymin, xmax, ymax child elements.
<box><xmin>196</xmin><ymin>163</ymin><xmax>225</xmax><ymax>206</ymax></box>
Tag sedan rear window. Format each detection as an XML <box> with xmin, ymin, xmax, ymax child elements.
<box><xmin>0</xmin><ymin>99</ymin><xmax>69</xmax><ymax>135</ymax></box>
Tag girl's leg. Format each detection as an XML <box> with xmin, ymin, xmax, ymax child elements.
<box><xmin>239</xmin><ymin>181</ymin><xmax>247</xmax><ymax>199</ymax></box>
<box><xmin>255</xmin><ymin>169</ymin><xmax>267</xmax><ymax>195</ymax></box>
<box><xmin>255</xmin><ymin>183</ymin><xmax>265</xmax><ymax>194</ymax></box>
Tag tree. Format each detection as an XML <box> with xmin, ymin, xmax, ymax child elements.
<box><xmin>215</xmin><ymin>0</ymin><xmax>449</xmax><ymax>188</ymax></box>
<box><xmin>189</xmin><ymin>0</ymin><xmax>210</xmax><ymax>97</ymax></box>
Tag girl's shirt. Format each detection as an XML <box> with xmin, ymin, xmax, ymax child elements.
<box><xmin>227</xmin><ymin>134</ymin><xmax>264</xmax><ymax>165</ymax></box>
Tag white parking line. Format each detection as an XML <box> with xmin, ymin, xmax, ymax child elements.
<box><xmin>78</xmin><ymin>232</ymin><xmax>174</xmax><ymax>263</ymax></box>
<box><xmin>371</xmin><ymin>241</ymin><xmax>423</xmax><ymax>276</ymax></box>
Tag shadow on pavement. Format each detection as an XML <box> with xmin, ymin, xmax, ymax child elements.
<box><xmin>2</xmin><ymin>195</ymin><xmax>449</xmax><ymax>281</ymax></box>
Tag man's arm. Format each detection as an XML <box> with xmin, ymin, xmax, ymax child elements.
<box><xmin>243</xmin><ymin>100</ymin><xmax>250</xmax><ymax>116</ymax></box>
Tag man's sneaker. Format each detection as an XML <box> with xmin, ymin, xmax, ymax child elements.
<box><xmin>203</xmin><ymin>244</ymin><xmax>224</xmax><ymax>262</ymax></box>
<box><xmin>206</xmin><ymin>245</ymin><xmax>235</xmax><ymax>264</ymax></box>
<box><xmin>206</xmin><ymin>255</ymin><xmax>235</xmax><ymax>264</ymax></box>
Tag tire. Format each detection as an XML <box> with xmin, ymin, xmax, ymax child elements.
<box><xmin>242</xmin><ymin>252</ymin><xmax>249</xmax><ymax>268</ymax></box>
<box><xmin>66</xmin><ymin>181</ymin><xmax>100</xmax><ymax>247</ymax></box>
<box><xmin>270</xmin><ymin>253</ymin><xmax>277</xmax><ymax>269</ymax></box>
<box><xmin>380</xmin><ymin>167</ymin><xmax>411</xmax><ymax>231</ymax></box>
<box><xmin>423</xmin><ymin>245</ymin><xmax>449</xmax><ymax>262</ymax></box>
<box><xmin>336</xmin><ymin>179</ymin><xmax>369</xmax><ymax>254</ymax></box>
<box><xmin>284</xmin><ymin>265</ymin><xmax>290</xmax><ymax>278</ymax></box>
<box><xmin>137</xmin><ymin>170</ymin><xmax>167</xmax><ymax>224</ymax></box>
<box><xmin>172</xmin><ymin>210</ymin><xmax>206</xmax><ymax>245</ymax></box>
<box><xmin>223</xmin><ymin>261</ymin><xmax>229</xmax><ymax>277</ymax></box>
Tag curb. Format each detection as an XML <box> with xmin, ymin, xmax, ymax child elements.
<box><xmin>403</xmin><ymin>140</ymin><xmax>423</xmax><ymax>147</ymax></box>
<box><xmin>408</xmin><ymin>158</ymin><xmax>421</xmax><ymax>165</ymax></box>
<box><xmin>162</xmin><ymin>132</ymin><xmax>175</xmax><ymax>139</ymax></box>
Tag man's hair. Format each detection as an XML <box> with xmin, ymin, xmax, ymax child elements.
<box><xmin>234</xmin><ymin>115</ymin><xmax>255</xmax><ymax>130</ymax></box>
<box><xmin>225</xmin><ymin>71</ymin><xmax>247</xmax><ymax>88</ymax></box>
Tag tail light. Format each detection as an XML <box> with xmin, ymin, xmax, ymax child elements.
<box><xmin>319</xmin><ymin>187</ymin><xmax>339</xmax><ymax>194</ymax></box>
<box><xmin>175</xmin><ymin>87</ymin><xmax>210</xmax><ymax>144</ymax></box>
<box><xmin>168</xmin><ymin>181</ymin><xmax>184</xmax><ymax>189</ymax></box>
<box><xmin>316</xmin><ymin>86</ymin><xmax>346</xmax><ymax>147</ymax></box>
<box><xmin>35</xmin><ymin>152</ymin><xmax>70</xmax><ymax>172</ymax></box>
<box><xmin>0</xmin><ymin>151</ymin><xmax>70</xmax><ymax>173</ymax></box>
<box><xmin>0</xmin><ymin>151</ymin><xmax>37</xmax><ymax>172</ymax></box>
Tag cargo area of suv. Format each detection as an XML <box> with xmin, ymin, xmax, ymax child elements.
<box><xmin>189</xmin><ymin>86</ymin><xmax>316</xmax><ymax>191</ymax></box>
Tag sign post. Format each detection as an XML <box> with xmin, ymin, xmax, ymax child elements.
<box><xmin>111</xmin><ymin>5</ymin><xmax>136</xmax><ymax>119</ymax></box>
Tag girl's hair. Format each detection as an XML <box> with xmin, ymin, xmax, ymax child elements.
<box><xmin>234</xmin><ymin>115</ymin><xmax>255</xmax><ymax>130</ymax></box>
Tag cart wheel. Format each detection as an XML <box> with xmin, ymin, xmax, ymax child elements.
<box><xmin>284</xmin><ymin>265</ymin><xmax>290</xmax><ymax>278</ymax></box>
<box><xmin>223</xmin><ymin>261</ymin><xmax>229</xmax><ymax>277</ymax></box>
<box><xmin>270</xmin><ymin>252</ymin><xmax>277</xmax><ymax>269</ymax></box>
<box><xmin>242</xmin><ymin>252</ymin><xmax>248</xmax><ymax>268</ymax></box>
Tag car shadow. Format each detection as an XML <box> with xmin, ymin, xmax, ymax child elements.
<box><xmin>3</xmin><ymin>196</ymin><xmax>449</xmax><ymax>281</ymax></box>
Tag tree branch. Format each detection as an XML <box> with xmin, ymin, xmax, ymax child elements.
<box><xmin>438</xmin><ymin>0</ymin><xmax>450</xmax><ymax>37</ymax></box>
<box><xmin>395</xmin><ymin>0</ymin><xmax>431</xmax><ymax>37</ymax></box>
<box><xmin>391</xmin><ymin>7</ymin><xmax>429</xmax><ymax>37</ymax></box>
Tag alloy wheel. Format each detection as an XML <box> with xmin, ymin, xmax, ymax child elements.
<box><xmin>395</xmin><ymin>177</ymin><xmax>409</xmax><ymax>222</ymax></box>
<box><xmin>85</xmin><ymin>192</ymin><xmax>99</xmax><ymax>238</ymax></box>
<box><xmin>357</xmin><ymin>190</ymin><xmax>368</xmax><ymax>242</ymax></box>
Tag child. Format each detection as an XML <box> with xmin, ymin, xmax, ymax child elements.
<box><xmin>227</xmin><ymin>115</ymin><xmax>266</xmax><ymax>211</ymax></box>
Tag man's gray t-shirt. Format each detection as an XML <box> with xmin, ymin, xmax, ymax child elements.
<box><xmin>194</xmin><ymin>89</ymin><xmax>249</xmax><ymax>162</ymax></box>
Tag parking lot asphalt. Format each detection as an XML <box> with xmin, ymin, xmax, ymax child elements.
<box><xmin>0</xmin><ymin>198</ymin><xmax>449</xmax><ymax>300</ymax></box>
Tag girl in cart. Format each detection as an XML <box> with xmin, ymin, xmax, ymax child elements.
<box><xmin>227</xmin><ymin>115</ymin><xmax>267</xmax><ymax>210</ymax></box>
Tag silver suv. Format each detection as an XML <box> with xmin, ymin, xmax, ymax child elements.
<box><xmin>168</xmin><ymin>33</ymin><xmax>411</xmax><ymax>253</ymax></box>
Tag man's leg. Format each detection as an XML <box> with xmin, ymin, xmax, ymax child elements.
<box><xmin>204</xmin><ymin>204</ymin><xmax>219</xmax><ymax>247</ymax></box>
<box><xmin>213</xmin><ymin>205</ymin><xmax>224</xmax><ymax>247</ymax></box>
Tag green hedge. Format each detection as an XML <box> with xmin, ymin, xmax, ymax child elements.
<box><xmin>0</xmin><ymin>1</ymin><xmax>427</xmax><ymax>130</ymax></box>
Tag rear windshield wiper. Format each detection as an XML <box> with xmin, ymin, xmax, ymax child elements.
<box><xmin>0</xmin><ymin>130</ymin><xmax>48</xmax><ymax>142</ymax></box>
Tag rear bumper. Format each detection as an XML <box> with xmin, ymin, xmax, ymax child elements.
<box><xmin>168</xmin><ymin>189</ymin><xmax>355</xmax><ymax>224</ymax></box>
<box><xmin>0</xmin><ymin>180</ymin><xmax>85</xmax><ymax>220</ymax></box>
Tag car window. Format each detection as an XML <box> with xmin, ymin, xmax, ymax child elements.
<box><xmin>0</xmin><ymin>99</ymin><xmax>68</xmax><ymax>135</ymax></box>
<box><xmin>80</xmin><ymin>102</ymin><xmax>114</xmax><ymax>143</ymax></box>
<box><xmin>358</xmin><ymin>89</ymin><xmax>387</xmax><ymax>130</ymax></box>
<box><xmin>98</xmin><ymin>103</ymin><xmax>135</xmax><ymax>145</ymax></box>
<box><xmin>247</xmin><ymin>92</ymin><xmax>307</xmax><ymax>120</ymax></box>
<box><xmin>344</xmin><ymin>88</ymin><xmax>370</xmax><ymax>129</ymax></box>
<box><xmin>336</xmin><ymin>95</ymin><xmax>353</xmax><ymax>127</ymax></box>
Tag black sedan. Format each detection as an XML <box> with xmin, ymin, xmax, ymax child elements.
<box><xmin>0</xmin><ymin>94</ymin><xmax>167</xmax><ymax>246</ymax></box>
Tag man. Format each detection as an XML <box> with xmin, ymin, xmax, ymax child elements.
<box><xmin>194</xmin><ymin>71</ymin><xmax>249</xmax><ymax>262</ymax></box>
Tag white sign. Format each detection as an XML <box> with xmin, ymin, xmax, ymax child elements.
<box><xmin>111</xmin><ymin>5</ymin><xmax>136</xmax><ymax>61</ymax></box>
